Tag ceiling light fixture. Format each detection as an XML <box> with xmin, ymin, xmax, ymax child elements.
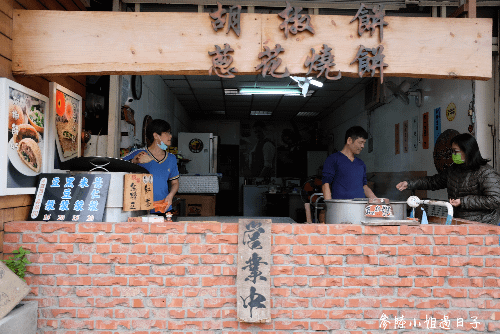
<box><xmin>290</xmin><ymin>76</ymin><xmax>324</xmax><ymax>97</ymax></box>
<box><xmin>250</xmin><ymin>110</ymin><xmax>273</xmax><ymax>116</ymax></box>
<box><xmin>224</xmin><ymin>88</ymin><xmax>314</xmax><ymax>97</ymax></box>
<box><xmin>239</xmin><ymin>88</ymin><xmax>303</xmax><ymax>96</ymax></box>
<box><xmin>296</xmin><ymin>111</ymin><xmax>320</xmax><ymax>117</ymax></box>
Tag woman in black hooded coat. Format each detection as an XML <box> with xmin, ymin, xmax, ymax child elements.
<box><xmin>396</xmin><ymin>133</ymin><xmax>500</xmax><ymax>225</ymax></box>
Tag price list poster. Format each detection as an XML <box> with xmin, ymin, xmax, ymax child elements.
<box><xmin>30</xmin><ymin>173</ymin><xmax>111</xmax><ymax>222</ymax></box>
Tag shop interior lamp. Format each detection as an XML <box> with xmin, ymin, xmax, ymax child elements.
<box><xmin>291</xmin><ymin>76</ymin><xmax>324</xmax><ymax>97</ymax></box>
<box><xmin>238</xmin><ymin>88</ymin><xmax>303</xmax><ymax>96</ymax></box>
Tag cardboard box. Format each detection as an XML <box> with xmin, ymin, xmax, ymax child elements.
<box><xmin>0</xmin><ymin>261</ymin><xmax>31</xmax><ymax>319</ymax></box>
<box><xmin>176</xmin><ymin>194</ymin><xmax>216</xmax><ymax>216</ymax></box>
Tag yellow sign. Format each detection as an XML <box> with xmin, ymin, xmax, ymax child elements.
<box><xmin>446</xmin><ymin>103</ymin><xmax>457</xmax><ymax>121</ymax></box>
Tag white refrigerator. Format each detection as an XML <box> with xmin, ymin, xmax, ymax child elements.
<box><xmin>178</xmin><ymin>132</ymin><xmax>218</xmax><ymax>174</ymax></box>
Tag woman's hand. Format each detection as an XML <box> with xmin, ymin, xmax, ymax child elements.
<box><xmin>396</xmin><ymin>181</ymin><xmax>408</xmax><ymax>191</ymax></box>
<box><xmin>450</xmin><ymin>198</ymin><xmax>461</xmax><ymax>207</ymax></box>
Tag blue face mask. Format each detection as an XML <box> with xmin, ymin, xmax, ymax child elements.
<box><xmin>157</xmin><ymin>140</ymin><xmax>168</xmax><ymax>150</ymax></box>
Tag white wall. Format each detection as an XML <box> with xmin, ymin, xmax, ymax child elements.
<box><xmin>321</xmin><ymin>77</ymin><xmax>496</xmax><ymax>200</ymax></box>
<box><xmin>122</xmin><ymin>75</ymin><xmax>193</xmax><ymax>148</ymax></box>
<box><xmin>476</xmin><ymin>71</ymin><xmax>496</xmax><ymax>163</ymax></box>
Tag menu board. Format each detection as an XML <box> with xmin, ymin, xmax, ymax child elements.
<box><xmin>0</xmin><ymin>78</ymin><xmax>49</xmax><ymax>195</ymax></box>
<box><xmin>30</xmin><ymin>173</ymin><xmax>110</xmax><ymax>222</ymax></box>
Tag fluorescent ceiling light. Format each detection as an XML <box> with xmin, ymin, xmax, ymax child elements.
<box><xmin>224</xmin><ymin>88</ymin><xmax>314</xmax><ymax>97</ymax></box>
<box><xmin>296</xmin><ymin>111</ymin><xmax>320</xmax><ymax>117</ymax></box>
<box><xmin>250</xmin><ymin>110</ymin><xmax>272</xmax><ymax>116</ymax></box>
<box><xmin>240</xmin><ymin>88</ymin><xmax>302</xmax><ymax>95</ymax></box>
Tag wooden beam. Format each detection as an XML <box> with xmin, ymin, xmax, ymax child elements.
<box><xmin>121</xmin><ymin>0</ymin><xmax>406</xmax><ymax>10</ymax></box>
<box><xmin>12</xmin><ymin>10</ymin><xmax>493</xmax><ymax>80</ymax></box>
<box><xmin>449</xmin><ymin>0</ymin><xmax>475</xmax><ymax>18</ymax></box>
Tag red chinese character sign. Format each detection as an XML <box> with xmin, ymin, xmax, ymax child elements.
<box><xmin>351</xmin><ymin>45</ymin><xmax>388</xmax><ymax>83</ymax></box>
<box><xmin>305</xmin><ymin>44</ymin><xmax>341</xmax><ymax>80</ymax></box>
<box><xmin>209</xmin><ymin>43</ymin><xmax>237</xmax><ymax>78</ymax></box>
<box><xmin>210</xmin><ymin>2</ymin><xmax>241</xmax><ymax>37</ymax></box>
<box><xmin>278</xmin><ymin>1</ymin><xmax>315</xmax><ymax>39</ymax></box>
<box><xmin>207</xmin><ymin>2</ymin><xmax>389</xmax><ymax>81</ymax></box>
<box><xmin>256</xmin><ymin>44</ymin><xmax>290</xmax><ymax>78</ymax></box>
<box><xmin>350</xmin><ymin>3</ymin><xmax>388</xmax><ymax>42</ymax></box>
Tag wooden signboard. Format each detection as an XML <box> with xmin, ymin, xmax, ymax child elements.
<box><xmin>142</xmin><ymin>174</ymin><xmax>153</xmax><ymax>211</ymax></box>
<box><xmin>12</xmin><ymin>10</ymin><xmax>492</xmax><ymax>80</ymax></box>
<box><xmin>123</xmin><ymin>173</ymin><xmax>153</xmax><ymax>211</ymax></box>
<box><xmin>237</xmin><ymin>219</ymin><xmax>271</xmax><ymax>323</ymax></box>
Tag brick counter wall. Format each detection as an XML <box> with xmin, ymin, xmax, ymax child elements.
<box><xmin>3</xmin><ymin>221</ymin><xmax>500</xmax><ymax>333</ymax></box>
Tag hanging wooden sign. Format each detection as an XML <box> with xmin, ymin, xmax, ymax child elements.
<box><xmin>237</xmin><ymin>219</ymin><xmax>271</xmax><ymax>323</ymax></box>
<box><xmin>123</xmin><ymin>173</ymin><xmax>153</xmax><ymax>211</ymax></box>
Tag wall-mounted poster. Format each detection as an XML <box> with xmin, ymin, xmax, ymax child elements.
<box><xmin>395</xmin><ymin>123</ymin><xmax>400</xmax><ymax>155</ymax></box>
<box><xmin>0</xmin><ymin>78</ymin><xmax>49</xmax><ymax>195</ymax></box>
<box><xmin>48</xmin><ymin>83</ymin><xmax>82</xmax><ymax>171</ymax></box>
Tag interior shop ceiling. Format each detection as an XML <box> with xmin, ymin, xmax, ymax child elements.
<box><xmin>160</xmin><ymin>74</ymin><xmax>369</xmax><ymax>121</ymax></box>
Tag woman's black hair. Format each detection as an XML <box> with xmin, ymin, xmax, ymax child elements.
<box><xmin>146</xmin><ymin>119</ymin><xmax>171</xmax><ymax>146</ymax></box>
<box><xmin>451</xmin><ymin>133</ymin><xmax>489</xmax><ymax>170</ymax></box>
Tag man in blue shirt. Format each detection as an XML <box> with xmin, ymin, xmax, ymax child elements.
<box><xmin>321</xmin><ymin>126</ymin><xmax>376</xmax><ymax>200</ymax></box>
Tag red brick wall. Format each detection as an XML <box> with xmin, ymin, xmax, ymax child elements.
<box><xmin>3</xmin><ymin>221</ymin><xmax>500</xmax><ymax>333</ymax></box>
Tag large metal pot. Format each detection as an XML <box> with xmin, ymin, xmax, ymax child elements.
<box><xmin>324</xmin><ymin>198</ymin><xmax>407</xmax><ymax>224</ymax></box>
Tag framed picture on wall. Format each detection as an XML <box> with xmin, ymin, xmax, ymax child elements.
<box><xmin>0</xmin><ymin>78</ymin><xmax>49</xmax><ymax>195</ymax></box>
<box><xmin>48</xmin><ymin>82</ymin><xmax>82</xmax><ymax>171</ymax></box>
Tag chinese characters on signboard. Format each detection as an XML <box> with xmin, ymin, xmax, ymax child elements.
<box><xmin>123</xmin><ymin>173</ymin><xmax>154</xmax><ymax>211</ymax></box>
<box><xmin>380</xmin><ymin>313</ymin><xmax>482</xmax><ymax>331</ymax></box>
<box><xmin>237</xmin><ymin>219</ymin><xmax>271</xmax><ymax>323</ymax></box>
<box><xmin>208</xmin><ymin>2</ymin><xmax>388</xmax><ymax>82</ymax></box>
<box><xmin>30</xmin><ymin>173</ymin><xmax>111</xmax><ymax>222</ymax></box>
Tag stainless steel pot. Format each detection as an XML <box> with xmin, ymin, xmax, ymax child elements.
<box><xmin>324</xmin><ymin>198</ymin><xmax>407</xmax><ymax>224</ymax></box>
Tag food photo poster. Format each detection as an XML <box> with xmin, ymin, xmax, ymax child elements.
<box><xmin>0</xmin><ymin>78</ymin><xmax>49</xmax><ymax>195</ymax></box>
<box><xmin>48</xmin><ymin>82</ymin><xmax>82</xmax><ymax>172</ymax></box>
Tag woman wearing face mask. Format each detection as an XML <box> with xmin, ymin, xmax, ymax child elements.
<box><xmin>123</xmin><ymin>119</ymin><xmax>179</xmax><ymax>215</ymax></box>
<box><xmin>396</xmin><ymin>133</ymin><xmax>500</xmax><ymax>225</ymax></box>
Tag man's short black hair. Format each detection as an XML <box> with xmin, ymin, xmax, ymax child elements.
<box><xmin>345</xmin><ymin>126</ymin><xmax>368</xmax><ymax>144</ymax></box>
